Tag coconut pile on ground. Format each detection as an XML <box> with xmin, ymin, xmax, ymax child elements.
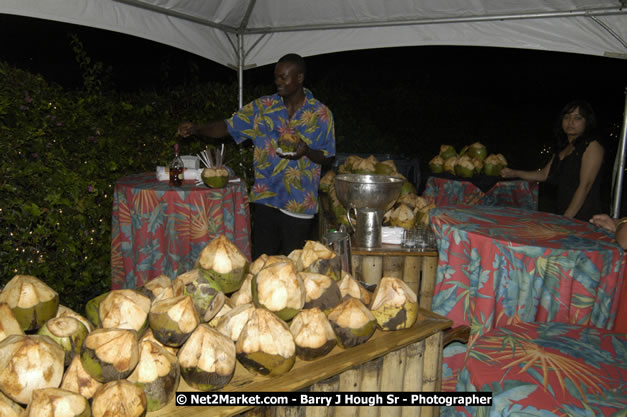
<box><xmin>429</xmin><ymin>142</ymin><xmax>508</xmax><ymax>177</ymax></box>
<box><xmin>0</xmin><ymin>236</ymin><xmax>421</xmax><ymax>412</ymax></box>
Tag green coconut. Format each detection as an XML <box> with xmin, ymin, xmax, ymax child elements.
<box><xmin>178</xmin><ymin>324</ymin><xmax>236</xmax><ymax>391</ymax></box>
<box><xmin>252</xmin><ymin>262</ymin><xmax>305</xmax><ymax>321</ymax></box>
<box><xmin>149</xmin><ymin>295</ymin><xmax>199</xmax><ymax>348</ymax></box>
<box><xmin>197</xmin><ymin>235</ymin><xmax>250</xmax><ymax>294</ymax></box>
<box><xmin>0</xmin><ymin>303</ymin><xmax>24</xmax><ymax>343</ymax></box>
<box><xmin>25</xmin><ymin>388</ymin><xmax>91</xmax><ymax>417</ymax></box>
<box><xmin>208</xmin><ymin>299</ymin><xmax>234</xmax><ymax>328</ymax></box>
<box><xmin>319</xmin><ymin>170</ymin><xmax>336</xmax><ymax>193</ymax></box>
<box><xmin>249</xmin><ymin>254</ymin><xmax>293</xmax><ymax>275</ymax></box>
<box><xmin>236</xmin><ymin>308</ymin><xmax>295</xmax><ymax>377</ymax></box>
<box><xmin>127</xmin><ymin>339</ymin><xmax>180</xmax><ymax>412</ymax></box>
<box><xmin>290</xmin><ymin>308</ymin><xmax>337</xmax><ymax>361</ymax></box>
<box><xmin>61</xmin><ymin>356</ymin><xmax>103</xmax><ymax>400</ymax></box>
<box><xmin>202</xmin><ymin>167</ymin><xmax>229</xmax><ymax>188</ymax></box>
<box><xmin>0</xmin><ymin>390</ymin><xmax>23</xmax><ymax>417</ymax></box>
<box><xmin>399</xmin><ymin>180</ymin><xmax>417</xmax><ymax>197</ymax></box>
<box><xmin>338</xmin><ymin>272</ymin><xmax>372</xmax><ymax>306</ymax></box>
<box><xmin>138</xmin><ymin>274</ymin><xmax>173</xmax><ymax>303</ymax></box>
<box><xmin>139</xmin><ymin>329</ymin><xmax>179</xmax><ymax>356</ymax></box>
<box><xmin>0</xmin><ymin>275</ymin><xmax>59</xmax><ymax>332</ymax></box>
<box><xmin>216</xmin><ymin>303</ymin><xmax>255</xmax><ymax>342</ymax></box>
<box><xmin>38</xmin><ymin>316</ymin><xmax>89</xmax><ymax>367</ymax></box>
<box><xmin>55</xmin><ymin>305</ymin><xmax>94</xmax><ymax>333</ymax></box>
<box><xmin>466</xmin><ymin>142</ymin><xmax>488</xmax><ymax>161</ymax></box>
<box><xmin>300</xmin><ymin>272</ymin><xmax>342</xmax><ymax>314</ymax></box>
<box><xmin>472</xmin><ymin>157</ymin><xmax>484</xmax><ymax>174</ymax></box>
<box><xmin>173</xmin><ymin>269</ymin><xmax>224</xmax><ymax>322</ymax></box>
<box><xmin>429</xmin><ymin>155</ymin><xmax>444</xmax><ymax>174</ymax></box>
<box><xmin>443</xmin><ymin>157</ymin><xmax>456</xmax><ymax>176</ymax></box>
<box><xmin>297</xmin><ymin>240</ymin><xmax>341</xmax><ymax>280</ymax></box>
<box><xmin>230</xmin><ymin>273</ymin><xmax>254</xmax><ymax>306</ymax></box>
<box><xmin>80</xmin><ymin>328</ymin><xmax>139</xmax><ymax>383</ymax></box>
<box><xmin>374</xmin><ymin>160</ymin><xmax>397</xmax><ymax>175</ymax></box>
<box><xmin>84</xmin><ymin>292</ymin><xmax>109</xmax><ymax>328</ymax></box>
<box><xmin>0</xmin><ymin>334</ymin><xmax>65</xmax><ymax>405</ymax></box>
<box><xmin>370</xmin><ymin>277</ymin><xmax>419</xmax><ymax>331</ymax></box>
<box><xmin>455</xmin><ymin>155</ymin><xmax>475</xmax><ymax>178</ymax></box>
<box><xmin>350</xmin><ymin>156</ymin><xmax>377</xmax><ymax>174</ymax></box>
<box><xmin>439</xmin><ymin>144</ymin><xmax>457</xmax><ymax>160</ymax></box>
<box><xmin>98</xmin><ymin>289</ymin><xmax>151</xmax><ymax>336</ymax></box>
<box><xmin>484</xmin><ymin>153</ymin><xmax>508</xmax><ymax>176</ymax></box>
<box><xmin>277</xmin><ymin>133</ymin><xmax>300</xmax><ymax>153</ymax></box>
<box><xmin>388</xmin><ymin>203</ymin><xmax>418</xmax><ymax>231</ymax></box>
<box><xmin>327</xmin><ymin>298</ymin><xmax>377</xmax><ymax>349</ymax></box>
<box><xmin>91</xmin><ymin>380</ymin><xmax>147</xmax><ymax>417</ymax></box>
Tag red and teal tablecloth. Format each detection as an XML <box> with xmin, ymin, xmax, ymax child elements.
<box><xmin>458</xmin><ymin>322</ymin><xmax>627</xmax><ymax>417</ymax></box>
<box><xmin>422</xmin><ymin>176</ymin><xmax>539</xmax><ymax>210</ymax></box>
<box><xmin>111</xmin><ymin>173</ymin><xmax>251</xmax><ymax>289</ymax></box>
<box><xmin>429</xmin><ymin>206</ymin><xmax>625</xmax><ymax>391</ymax></box>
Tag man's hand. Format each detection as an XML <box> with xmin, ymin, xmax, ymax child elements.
<box><xmin>177</xmin><ymin>122</ymin><xmax>195</xmax><ymax>138</ymax></box>
<box><xmin>280</xmin><ymin>139</ymin><xmax>308</xmax><ymax>160</ymax></box>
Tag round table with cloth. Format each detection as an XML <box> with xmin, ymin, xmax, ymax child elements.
<box><xmin>429</xmin><ymin>206</ymin><xmax>625</xmax><ymax>391</ymax></box>
<box><xmin>457</xmin><ymin>322</ymin><xmax>627</xmax><ymax>417</ymax></box>
<box><xmin>422</xmin><ymin>175</ymin><xmax>538</xmax><ymax>210</ymax></box>
<box><xmin>111</xmin><ymin>172</ymin><xmax>251</xmax><ymax>289</ymax></box>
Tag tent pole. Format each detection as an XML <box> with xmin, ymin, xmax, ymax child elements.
<box><xmin>238</xmin><ymin>34</ymin><xmax>244</xmax><ymax>109</ymax></box>
<box><xmin>611</xmin><ymin>87</ymin><xmax>627</xmax><ymax>218</ymax></box>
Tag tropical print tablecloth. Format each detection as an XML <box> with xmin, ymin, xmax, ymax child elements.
<box><xmin>422</xmin><ymin>176</ymin><xmax>538</xmax><ymax>210</ymax></box>
<box><xmin>429</xmin><ymin>206</ymin><xmax>625</xmax><ymax>392</ymax></box>
<box><xmin>111</xmin><ymin>173</ymin><xmax>251</xmax><ymax>289</ymax></box>
<box><xmin>458</xmin><ymin>322</ymin><xmax>627</xmax><ymax>417</ymax></box>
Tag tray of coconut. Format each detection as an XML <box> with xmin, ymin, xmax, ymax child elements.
<box><xmin>0</xmin><ymin>236</ymin><xmax>451</xmax><ymax>417</ymax></box>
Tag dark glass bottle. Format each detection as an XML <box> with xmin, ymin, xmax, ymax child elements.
<box><xmin>169</xmin><ymin>143</ymin><xmax>184</xmax><ymax>187</ymax></box>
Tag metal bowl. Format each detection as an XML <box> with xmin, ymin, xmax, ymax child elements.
<box><xmin>334</xmin><ymin>174</ymin><xmax>404</xmax><ymax>211</ymax></box>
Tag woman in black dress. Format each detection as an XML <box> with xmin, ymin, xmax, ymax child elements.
<box><xmin>501</xmin><ymin>100</ymin><xmax>604</xmax><ymax>221</ymax></box>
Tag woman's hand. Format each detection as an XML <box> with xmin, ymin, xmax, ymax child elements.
<box><xmin>500</xmin><ymin>167</ymin><xmax>517</xmax><ymax>178</ymax></box>
<box><xmin>589</xmin><ymin>213</ymin><xmax>616</xmax><ymax>232</ymax></box>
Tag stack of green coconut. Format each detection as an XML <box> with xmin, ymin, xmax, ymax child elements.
<box><xmin>0</xmin><ymin>235</ymin><xmax>420</xmax><ymax>415</ymax></box>
<box><xmin>429</xmin><ymin>142</ymin><xmax>508</xmax><ymax>178</ymax></box>
<box><xmin>320</xmin><ymin>155</ymin><xmax>435</xmax><ymax>230</ymax></box>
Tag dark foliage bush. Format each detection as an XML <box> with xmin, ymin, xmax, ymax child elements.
<box><xmin>0</xmin><ymin>60</ymin><xmax>254</xmax><ymax>311</ymax></box>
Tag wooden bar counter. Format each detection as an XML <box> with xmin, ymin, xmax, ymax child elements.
<box><xmin>351</xmin><ymin>244</ymin><xmax>438</xmax><ymax>311</ymax></box>
<box><xmin>149</xmin><ymin>309</ymin><xmax>452</xmax><ymax>417</ymax></box>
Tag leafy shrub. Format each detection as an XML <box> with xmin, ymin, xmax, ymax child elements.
<box><xmin>0</xmin><ymin>61</ymin><xmax>251</xmax><ymax>311</ymax></box>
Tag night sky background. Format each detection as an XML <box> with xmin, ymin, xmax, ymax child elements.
<box><xmin>2</xmin><ymin>13</ymin><xmax>626</xmax><ymax>211</ymax></box>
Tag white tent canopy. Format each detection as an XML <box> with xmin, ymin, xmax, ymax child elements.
<box><xmin>2</xmin><ymin>0</ymin><xmax>627</xmax><ymax>212</ymax></box>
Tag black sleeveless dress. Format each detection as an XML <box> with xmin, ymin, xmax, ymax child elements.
<box><xmin>547</xmin><ymin>137</ymin><xmax>603</xmax><ymax>221</ymax></box>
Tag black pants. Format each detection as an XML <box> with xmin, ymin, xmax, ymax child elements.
<box><xmin>252</xmin><ymin>203</ymin><xmax>313</xmax><ymax>260</ymax></box>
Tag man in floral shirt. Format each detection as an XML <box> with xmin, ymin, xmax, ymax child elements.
<box><xmin>177</xmin><ymin>54</ymin><xmax>336</xmax><ymax>259</ymax></box>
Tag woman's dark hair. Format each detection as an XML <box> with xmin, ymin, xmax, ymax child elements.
<box><xmin>554</xmin><ymin>99</ymin><xmax>597</xmax><ymax>150</ymax></box>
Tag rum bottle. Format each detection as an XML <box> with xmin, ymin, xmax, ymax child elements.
<box><xmin>169</xmin><ymin>143</ymin><xmax>184</xmax><ymax>186</ymax></box>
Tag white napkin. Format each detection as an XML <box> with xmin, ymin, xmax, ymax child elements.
<box><xmin>156</xmin><ymin>166</ymin><xmax>202</xmax><ymax>182</ymax></box>
<box><xmin>381</xmin><ymin>226</ymin><xmax>404</xmax><ymax>245</ymax></box>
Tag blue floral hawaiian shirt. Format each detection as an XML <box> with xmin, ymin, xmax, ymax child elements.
<box><xmin>226</xmin><ymin>88</ymin><xmax>335</xmax><ymax>215</ymax></box>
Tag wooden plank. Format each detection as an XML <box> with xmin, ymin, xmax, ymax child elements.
<box><xmin>149</xmin><ymin>310</ymin><xmax>451</xmax><ymax>417</ymax></box>
<box><xmin>383</xmin><ymin>255</ymin><xmax>404</xmax><ymax>279</ymax></box>
<box><xmin>421</xmin><ymin>331</ymin><xmax>444</xmax><ymax>417</ymax></box>
<box><xmin>420</xmin><ymin>256</ymin><xmax>437</xmax><ymax>311</ymax></box>
<box><xmin>361</xmin><ymin>255</ymin><xmax>383</xmax><ymax>285</ymax></box>
<box><xmin>402</xmin><ymin>256</ymin><xmax>422</xmax><ymax>298</ymax></box>
<box><xmin>352</xmin><ymin>245</ymin><xmax>437</xmax><ymax>257</ymax></box>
